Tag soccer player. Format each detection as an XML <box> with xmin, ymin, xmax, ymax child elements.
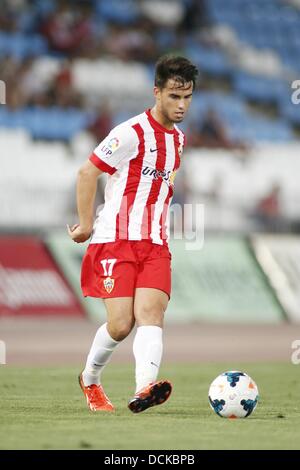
<box><xmin>68</xmin><ymin>55</ymin><xmax>198</xmax><ymax>413</ymax></box>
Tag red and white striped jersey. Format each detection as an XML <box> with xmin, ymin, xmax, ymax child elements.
<box><xmin>89</xmin><ymin>109</ymin><xmax>185</xmax><ymax>246</ymax></box>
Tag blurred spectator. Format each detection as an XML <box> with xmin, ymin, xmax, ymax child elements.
<box><xmin>41</xmin><ymin>0</ymin><xmax>94</xmax><ymax>56</ymax></box>
<box><xmin>4</xmin><ymin>55</ymin><xmax>82</xmax><ymax>109</ymax></box>
<box><xmin>253</xmin><ymin>183</ymin><xmax>284</xmax><ymax>232</ymax></box>
<box><xmin>19</xmin><ymin>57</ymin><xmax>47</xmax><ymax>104</ymax></box>
<box><xmin>51</xmin><ymin>58</ymin><xmax>83</xmax><ymax>108</ymax></box>
<box><xmin>55</xmin><ymin>58</ymin><xmax>73</xmax><ymax>89</ymax></box>
<box><xmin>88</xmin><ymin>102</ymin><xmax>113</xmax><ymax>142</ymax></box>
<box><xmin>104</xmin><ymin>20</ymin><xmax>158</xmax><ymax>63</ymax></box>
<box><xmin>189</xmin><ymin>108</ymin><xmax>249</xmax><ymax>151</ymax></box>
<box><xmin>179</xmin><ymin>0</ymin><xmax>208</xmax><ymax>32</ymax></box>
<box><xmin>205</xmin><ymin>173</ymin><xmax>223</xmax><ymax>204</ymax></box>
<box><xmin>0</xmin><ymin>0</ymin><xmax>26</xmax><ymax>32</ymax></box>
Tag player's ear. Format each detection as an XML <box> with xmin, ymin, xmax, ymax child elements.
<box><xmin>154</xmin><ymin>86</ymin><xmax>161</xmax><ymax>100</ymax></box>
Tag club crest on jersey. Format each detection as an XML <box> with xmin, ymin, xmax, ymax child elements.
<box><xmin>169</xmin><ymin>170</ymin><xmax>177</xmax><ymax>186</ymax></box>
<box><xmin>178</xmin><ymin>142</ymin><xmax>184</xmax><ymax>157</ymax></box>
<box><xmin>103</xmin><ymin>277</ymin><xmax>114</xmax><ymax>293</ymax></box>
<box><xmin>100</xmin><ymin>137</ymin><xmax>120</xmax><ymax>157</ymax></box>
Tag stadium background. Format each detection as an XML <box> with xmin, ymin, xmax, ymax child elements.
<box><xmin>0</xmin><ymin>0</ymin><xmax>300</xmax><ymax>450</ymax></box>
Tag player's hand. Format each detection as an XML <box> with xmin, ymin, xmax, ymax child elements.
<box><xmin>67</xmin><ymin>224</ymin><xmax>92</xmax><ymax>243</ymax></box>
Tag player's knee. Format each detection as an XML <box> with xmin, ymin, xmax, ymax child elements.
<box><xmin>108</xmin><ymin>320</ymin><xmax>134</xmax><ymax>341</ymax></box>
<box><xmin>136</xmin><ymin>303</ymin><xmax>165</xmax><ymax>326</ymax></box>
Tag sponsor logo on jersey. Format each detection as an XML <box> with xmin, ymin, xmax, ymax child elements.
<box><xmin>100</xmin><ymin>137</ymin><xmax>120</xmax><ymax>157</ymax></box>
<box><xmin>142</xmin><ymin>166</ymin><xmax>177</xmax><ymax>186</ymax></box>
<box><xmin>103</xmin><ymin>277</ymin><xmax>114</xmax><ymax>293</ymax></box>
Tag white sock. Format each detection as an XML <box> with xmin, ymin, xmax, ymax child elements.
<box><xmin>133</xmin><ymin>325</ymin><xmax>163</xmax><ymax>393</ymax></box>
<box><xmin>82</xmin><ymin>323</ymin><xmax>119</xmax><ymax>386</ymax></box>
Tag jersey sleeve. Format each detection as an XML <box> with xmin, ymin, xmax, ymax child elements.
<box><xmin>89</xmin><ymin>124</ymin><xmax>138</xmax><ymax>175</ymax></box>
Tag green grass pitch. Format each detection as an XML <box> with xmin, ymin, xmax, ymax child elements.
<box><xmin>0</xmin><ymin>363</ymin><xmax>299</xmax><ymax>450</ymax></box>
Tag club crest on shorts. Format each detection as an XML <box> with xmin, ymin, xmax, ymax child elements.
<box><xmin>103</xmin><ymin>277</ymin><xmax>114</xmax><ymax>294</ymax></box>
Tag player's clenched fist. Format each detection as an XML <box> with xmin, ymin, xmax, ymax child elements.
<box><xmin>67</xmin><ymin>224</ymin><xmax>92</xmax><ymax>243</ymax></box>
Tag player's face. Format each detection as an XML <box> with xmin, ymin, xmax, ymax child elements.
<box><xmin>155</xmin><ymin>79</ymin><xmax>193</xmax><ymax>124</ymax></box>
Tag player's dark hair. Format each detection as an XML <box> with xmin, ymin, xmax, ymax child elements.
<box><xmin>155</xmin><ymin>55</ymin><xmax>198</xmax><ymax>90</ymax></box>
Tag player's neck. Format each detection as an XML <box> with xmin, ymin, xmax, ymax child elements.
<box><xmin>150</xmin><ymin>106</ymin><xmax>174</xmax><ymax>131</ymax></box>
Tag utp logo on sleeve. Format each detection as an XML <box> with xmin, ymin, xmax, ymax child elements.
<box><xmin>100</xmin><ymin>137</ymin><xmax>120</xmax><ymax>157</ymax></box>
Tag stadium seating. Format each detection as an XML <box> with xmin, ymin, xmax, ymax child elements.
<box><xmin>0</xmin><ymin>125</ymin><xmax>298</xmax><ymax>231</ymax></box>
<box><xmin>0</xmin><ymin>32</ymin><xmax>48</xmax><ymax>59</ymax></box>
<box><xmin>184</xmin><ymin>45</ymin><xmax>231</xmax><ymax>77</ymax></box>
<box><xmin>233</xmin><ymin>72</ymin><xmax>287</xmax><ymax>105</ymax></box>
<box><xmin>0</xmin><ymin>0</ymin><xmax>298</xmax><ymax>142</ymax></box>
<box><xmin>184</xmin><ymin>90</ymin><xmax>294</xmax><ymax>142</ymax></box>
<box><xmin>0</xmin><ymin>129</ymin><xmax>78</xmax><ymax>227</ymax></box>
<box><xmin>94</xmin><ymin>0</ymin><xmax>140</xmax><ymax>24</ymax></box>
<box><xmin>206</xmin><ymin>0</ymin><xmax>300</xmax><ymax>73</ymax></box>
<box><xmin>0</xmin><ymin>107</ymin><xmax>90</xmax><ymax>140</ymax></box>
<box><xmin>185</xmin><ymin>142</ymin><xmax>300</xmax><ymax>229</ymax></box>
<box><xmin>0</xmin><ymin>0</ymin><xmax>299</xmax><ymax>231</ymax></box>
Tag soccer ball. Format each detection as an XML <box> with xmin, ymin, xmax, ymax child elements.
<box><xmin>208</xmin><ymin>371</ymin><xmax>259</xmax><ymax>419</ymax></box>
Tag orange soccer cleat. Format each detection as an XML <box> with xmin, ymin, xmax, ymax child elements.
<box><xmin>78</xmin><ymin>373</ymin><xmax>115</xmax><ymax>412</ymax></box>
<box><xmin>128</xmin><ymin>380</ymin><xmax>172</xmax><ymax>414</ymax></box>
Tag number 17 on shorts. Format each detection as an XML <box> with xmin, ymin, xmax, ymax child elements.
<box><xmin>100</xmin><ymin>258</ymin><xmax>117</xmax><ymax>294</ymax></box>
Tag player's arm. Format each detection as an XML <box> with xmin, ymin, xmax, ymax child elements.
<box><xmin>67</xmin><ymin>160</ymin><xmax>102</xmax><ymax>243</ymax></box>
<box><xmin>68</xmin><ymin>124</ymin><xmax>137</xmax><ymax>242</ymax></box>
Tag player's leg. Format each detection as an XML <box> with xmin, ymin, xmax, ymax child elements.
<box><xmin>133</xmin><ymin>287</ymin><xmax>168</xmax><ymax>388</ymax></box>
<box><xmin>79</xmin><ymin>297</ymin><xmax>135</xmax><ymax>412</ymax></box>
<box><xmin>79</xmin><ymin>241</ymin><xmax>136</xmax><ymax>411</ymax></box>
<box><xmin>128</xmin><ymin>287</ymin><xmax>172</xmax><ymax>413</ymax></box>
<box><xmin>82</xmin><ymin>297</ymin><xmax>134</xmax><ymax>386</ymax></box>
